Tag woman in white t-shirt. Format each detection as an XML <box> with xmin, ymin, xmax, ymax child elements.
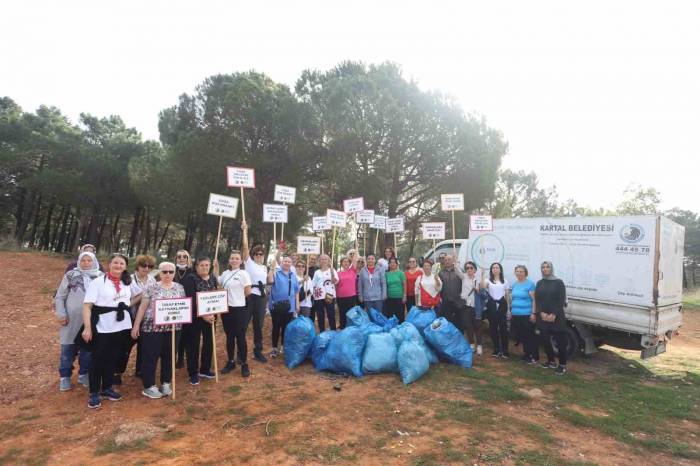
<box><xmin>482</xmin><ymin>262</ymin><xmax>511</xmax><ymax>358</ymax></box>
<box><xmin>241</xmin><ymin>221</ymin><xmax>269</xmax><ymax>363</ymax></box>
<box><xmin>294</xmin><ymin>260</ymin><xmax>313</xmax><ymax>317</ymax></box>
<box><xmin>311</xmin><ymin>254</ymin><xmax>338</xmax><ymax>331</ymax></box>
<box><xmin>218</xmin><ymin>250</ymin><xmax>253</xmax><ymax>378</ymax></box>
<box><xmin>81</xmin><ymin>253</ymin><xmax>139</xmax><ymax>409</ymax></box>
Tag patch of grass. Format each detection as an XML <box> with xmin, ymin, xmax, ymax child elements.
<box><xmin>514</xmin><ymin>449</ymin><xmax>595</xmax><ymax>466</ymax></box>
<box><xmin>0</xmin><ymin>422</ymin><xmax>28</xmax><ymax>441</ymax></box>
<box><xmin>0</xmin><ymin>447</ymin><xmax>24</xmax><ymax>465</ymax></box>
<box><xmin>163</xmin><ymin>430</ymin><xmax>185</xmax><ymax>441</ymax></box>
<box><xmin>176</xmin><ymin>415</ymin><xmax>193</xmax><ymax>425</ymax></box>
<box><xmin>95</xmin><ymin>438</ymin><xmax>148</xmax><ymax>455</ymax></box>
<box><xmin>460</xmin><ymin>370</ymin><xmax>530</xmax><ymax>402</ymax></box>
<box><xmin>226</xmin><ymin>385</ymin><xmax>242</xmax><ymax>395</ymax></box>
<box><xmin>434</xmin><ymin>399</ymin><xmax>493</xmax><ymax>424</ymax></box>
<box><xmin>15</xmin><ymin>413</ymin><xmax>41</xmax><ymax>422</ymax></box>
<box><xmin>24</xmin><ymin>447</ymin><xmax>51</xmax><ymax>466</ymax></box>
<box><xmin>162</xmin><ymin>449</ymin><xmax>180</xmax><ymax>458</ymax></box>
<box><xmin>412</xmin><ymin>452</ymin><xmax>440</xmax><ymax>466</ymax></box>
<box><xmin>509</xmin><ymin>418</ymin><xmax>556</xmax><ymax>443</ymax></box>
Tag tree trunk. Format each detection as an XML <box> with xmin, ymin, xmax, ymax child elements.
<box><xmin>28</xmin><ymin>196</ymin><xmax>43</xmax><ymax>248</ymax></box>
<box><xmin>67</xmin><ymin>207</ymin><xmax>82</xmax><ymax>253</ymax></box>
<box><xmin>157</xmin><ymin>222</ymin><xmax>170</xmax><ymax>251</ymax></box>
<box><xmin>152</xmin><ymin>214</ymin><xmax>161</xmax><ymax>250</ymax></box>
<box><xmin>127</xmin><ymin>206</ymin><xmax>143</xmax><ymax>257</ymax></box>
<box><xmin>39</xmin><ymin>201</ymin><xmax>56</xmax><ymax>250</ymax></box>
<box><xmin>49</xmin><ymin>204</ymin><xmax>67</xmax><ymax>251</ymax></box>
<box><xmin>95</xmin><ymin>214</ymin><xmax>109</xmax><ymax>252</ymax></box>
<box><xmin>143</xmin><ymin>208</ymin><xmax>152</xmax><ymax>254</ymax></box>
<box><xmin>13</xmin><ymin>188</ymin><xmax>27</xmax><ymax>238</ymax></box>
<box><xmin>56</xmin><ymin>207</ymin><xmax>71</xmax><ymax>253</ymax></box>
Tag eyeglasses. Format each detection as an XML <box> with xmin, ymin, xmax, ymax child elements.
<box><xmin>176</xmin><ymin>255</ymin><xmax>188</xmax><ymax>259</ymax></box>
<box><xmin>139</xmin><ymin>264</ymin><xmax>154</xmax><ymax>269</ymax></box>
<box><xmin>254</xmin><ymin>252</ymin><xmax>264</xmax><ymax>256</ymax></box>
<box><xmin>160</xmin><ymin>270</ymin><xmax>175</xmax><ymax>274</ymax></box>
<box><xmin>466</xmin><ymin>266</ymin><xmax>475</xmax><ymax>270</ymax></box>
<box><xmin>408</xmin><ymin>260</ymin><xmax>416</xmax><ymax>263</ymax></box>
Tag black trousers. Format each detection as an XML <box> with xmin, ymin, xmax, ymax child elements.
<box><xmin>89</xmin><ymin>331</ymin><xmax>124</xmax><ymax>394</ymax></box>
<box><xmin>511</xmin><ymin>315</ymin><xmax>538</xmax><ymax>360</ymax></box>
<box><xmin>222</xmin><ymin>306</ymin><xmax>250</xmax><ymax>364</ymax></box>
<box><xmin>438</xmin><ymin>300</ymin><xmax>465</xmax><ymax>333</ymax></box>
<box><xmin>140</xmin><ymin>331</ymin><xmax>173</xmax><ymax>389</ymax></box>
<box><xmin>337</xmin><ymin>296</ymin><xmax>357</xmax><ymax>329</ymax></box>
<box><xmin>487</xmin><ymin>298</ymin><xmax>509</xmax><ymax>353</ymax></box>
<box><xmin>181</xmin><ymin>318</ymin><xmax>213</xmax><ymax>376</ymax></box>
<box><xmin>463</xmin><ymin>306</ymin><xmax>483</xmax><ymax>345</ymax></box>
<box><xmin>246</xmin><ymin>294</ymin><xmax>266</xmax><ymax>353</ymax></box>
<box><xmin>271</xmin><ymin>308</ymin><xmax>293</xmax><ymax>348</ymax></box>
<box><xmin>541</xmin><ymin>328</ymin><xmax>568</xmax><ymax>366</ymax></box>
<box><xmin>384</xmin><ymin>297</ymin><xmax>406</xmax><ymax>323</ymax></box>
<box><xmin>311</xmin><ymin>299</ymin><xmax>336</xmax><ymax>331</ymax></box>
<box><xmin>115</xmin><ymin>331</ymin><xmax>141</xmax><ymax>375</ymax></box>
<box><xmin>406</xmin><ymin>296</ymin><xmax>416</xmax><ymax>311</ymax></box>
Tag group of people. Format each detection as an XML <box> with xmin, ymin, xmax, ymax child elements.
<box><xmin>54</xmin><ymin>229</ymin><xmax>570</xmax><ymax>410</ymax></box>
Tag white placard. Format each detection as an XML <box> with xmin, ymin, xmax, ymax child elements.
<box><xmin>312</xmin><ymin>216</ymin><xmax>330</xmax><ymax>231</ymax></box>
<box><xmin>263</xmin><ymin>204</ymin><xmax>288</xmax><ymax>223</ymax></box>
<box><xmin>207</xmin><ymin>193</ymin><xmax>239</xmax><ymax>219</ymax></box>
<box><xmin>196</xmin><ymin>290</ymin><xmax>228</xmax><ymax>316</ymax></box>
<box><xmin>385</xmin><ymin>217</ymin><xmax>405</xmax><ymax>233</ymax></box>
<box><xmin>274</xmin><ymin>185</ymin><xmax>296</xmax><ymax>204</ymax></box>
<box><xmin>343</xmin><ymin>197</ymin><xmax>365</xmax><ymax>214</ymax></box>
<box><xmin>371</xmin><ymin>214</ymin><xmax>388</xmax><ymax>230</ymax></box>
<box><xmin>422</xmin><ymin>222</ymin><xmax>446</xmax><ymax>239</ymax></box>
<box><xmin>154</xmin><ymin>297</ymin><xmax>192</xmax><ymax>326</ymax></box>
<box><xmin>469</xmin><ymin>215</ymin><xmax>493</xmax><ymax>232</ymax></box>
<box><xmin>441</xmin><ymin>193</ymin><xmax>465</xmax><ymax>211</ymax></box>
<box><xmin>297</xmin><ymin>236</ymin><xmax>321</xmax><ymax>255</ymax></box>
<box><xmin>355</xmin><ymin>210</ymin><xmax>375</xmax><ymax>224</ymax></box>
<box><xmin>226</xmin><ymin>166</ymin><xmax>256</xmax><ymax>188</ymax></box>
<box><xmin>327</xmin><ymin>209</ymin><xmax>347</xmax><ymax>227</ymax></box>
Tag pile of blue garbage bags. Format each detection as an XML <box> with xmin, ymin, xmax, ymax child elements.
<box><xmin>283</xmin><ymin>306</ymin><xmax>473</xmax><ymax>384</ymax></box>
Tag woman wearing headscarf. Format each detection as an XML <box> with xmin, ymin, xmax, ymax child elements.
<box><xmin>81</xmin><ymin>253</ymin><xmax>138</xmax><ymax>409</ymax></box>
<box><xmin>173</xmin><ymin>250</ymin><xmax>192</xmax><ymax>369</ymax></box>
<box><xmin>535</xmin><ymin>261</ymin><xmax>569</xmax><ymax>375</ymax></box>
<box><xmin>131</xmin><ymin>261</ymin><xmax>185</xmax><ymax>399</ymax></box>
<box><xmin>114</xmin><ymin>254</ymin><xmax>156</xmax><ymax>384</ymax></box>
<box><xmin>55</xmin><ymin>251</ymin><xmax>102</xmax><ymax>391</ymax></box>
<box><xmin>64</xmin><ymin>244</ymin><xmax>105</xmax><ymax>273</ymax></box>
<box><xmin>357</xmin><ymin>254</ymin><xmax>387</xmax><ymax>313</ymax></box>
<box><xmin>182</xmin><ymin>256</ymin><xmax>218</xmax><ymax>385</ymax></box>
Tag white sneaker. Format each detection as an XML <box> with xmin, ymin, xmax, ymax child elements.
<box><xmin>470</xmin><ymin>344</ymin><xmax>476</xmax><ymax>351</ymax></box>
<box><xmin>476</xmin><ymin>345</ymin><xmax>483</xmax><ymax>356</ymax></box>
<box><xmin>142</xmin><ymin>386</ymin><xmax>163</xmax><ymax>399</ymax></box>
<box><xmin>160</xmin><ymin>383</ymin><xmax>172</xmax><ymax>396</ymax></box>
<box><xmin>59</xmin><ymin>377</ymin><xmax>72</xmax><ymax>391</ymax></box>
<box><xmin>78</xmin><ymin>373</ymin><xmax>89</xmax><ymax>387</ymax></box>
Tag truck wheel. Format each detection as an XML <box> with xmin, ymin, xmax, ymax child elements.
<box><xmin>550</xmin><ymin>327</ymin><xmax>580</xmax><ymax>359</ymax></box>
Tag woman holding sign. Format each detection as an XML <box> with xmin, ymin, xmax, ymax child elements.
<box><xmin>81</xmin><ymin>253</ymin><xmax>137</xmax><ymax>409</ymax></box>
<box><xmin>131</xmin><ymin>262</ymin><xmax>185</xmax><ymax>399</ymax></box>
<box><xmin>218</xmin><ymin>251</ymin><xmax>253</xmax><ymax>378</ymax></box>
<box><xmin>311</xmin><ymin>254</ymin><xmax>339</xmax><ymax>331</ymax></box>
<box><xmin>182</xmin><ymin>257</ymin><xmax>218</xmax><ymax>385</ymax></box>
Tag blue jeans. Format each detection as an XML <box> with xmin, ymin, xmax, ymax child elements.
<box><xmin>59</xmin><ymin>344</ymin><xmax>91</xmax><ymax>377</ymax></box>
<box><xmin>363</xmin><ymin>300</ymin><xmax>384</xmax><ymax>314</ymax></box>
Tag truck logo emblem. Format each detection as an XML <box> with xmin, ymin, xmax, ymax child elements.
<box><xmin>619</xmin><ymin>224</ymin><xmax>644</xmax><ymax>244</ymax></box>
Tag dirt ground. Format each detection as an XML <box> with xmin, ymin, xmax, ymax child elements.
<box><xmin>0</xmin><ymin>251</ymin><xmax>698</xmax><ymax>465</ymax></box>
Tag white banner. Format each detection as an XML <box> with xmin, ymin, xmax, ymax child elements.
<box><xmin>422</xmin><ymin>222</ymin><xmax>446</xmax><ymax>239</ymax></box>
<box><xmin>467</xmin><ymin>216</ymin><xmax>658</xmax><ymax>307</ymax></box>
<box><xmin>343</xmin><ymin>197</ymin><xmax>364</xmax><ymax>213</ymax></box>
<box><xmin>327</xmin><ymin>209</ymin><xmax>347</xmax><ymax>227</ymax></box>
<box><xmin>226</xmin><ymin>166</ymin><xmax>256</xmax><ymax>188</ymax></box>
<box><xmin>469</xmin><ymin>215</ymin><xmax>493</xmax><ymax>231</ymax></box>
<box><xmin>370</xmin><ymin>214</ymin><xmax>388</xmax><ymax>230</ymax></box>
<box><xmin>312</xmin><ymin>216</ymin><xmax>330</xmax><ymax>231</ymax></box>
<box><xmin>196</xmin><ymin>290</ymin><xmax>228</xmax><ymax>316</ymax></box>
<box><xmin>441</xmin><ymin>193</ymin><xmax>464</xmax><ymax>211</ymax></box>
<box><xmin>154</xmin><ymin>297</ymin><xmax>192</xmax><ymax>326</ymax></box>
<box><xmin>207</xmin><ymin>193</ymin><xmax>239</xmax><ymax>219</ymax></box>
<box><xmin>297</xmin><ymin>236</ymin><xmax>321</xmax><ymax>255</ymax></box>
<box><xmin>355</xmin><ymin>209</ymin><xmax>375</xmax><ymax>224</ymax></box>
<box><xmin>263</xmin><ymin>204</ymin><xmax>288</xmax><ymax>223</ymax></box>
<box><xmin>386</xmin><ymin>217</ymin><xmax>405</xmax><ymax>233</ymax></box>
<box><xmin>274</xmin><ymin>185</ymin><xmax>296</xmax><ymax>204</ymax></box>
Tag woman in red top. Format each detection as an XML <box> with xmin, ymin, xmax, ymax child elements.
<box><xmin>404</xmin><ymin>257</ymin><xmax>422</xmax><ymax>311</ymax></box>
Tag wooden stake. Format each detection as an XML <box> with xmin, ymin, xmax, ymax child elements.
<box><xmin>394</xmin><ymin>232</ymin><xmax>398</xmax><ymax>260</ymax></box>
<box><xmin>240</xmin><ymin>187</ymin><xmax>246</xmax><ymax>223</ymax></box>
<box><xmin>363</xmin><ymin>226</ymin><xmax>367</xmax><ymax>257</ymax></box>
<box><xmin>211</xmin><ymin>320</ymin><xmax>219</xmax><ymax>383</ymax></box>
<box><xmin>373</xmin><ymin>229</ymin><xmax>379</xmax><ymax>256</ymax></box>
<box><xmin>432</xmin><ymin>238</ymin><xmax>436</xmax><ymax>253</ymax></box>
<box><xmin>320</xmin><ymin>234</ymin><xmax>325</xmax><ymax>255</ymax></box>
<box><xmin>171</xmin><ymin>324</ymin><xmax>176</xmax><ymax>400</ymax></box>
<box><xmin>451</xmin><ymin>210</ymin><xmax>456</xmax><ymax>257</ymax></box>
<box><xmin>331</xmin><ymin>226</ymin><xmax>337</xmax><ymax>264</ymax></box>
<box><xmin>273</xmin><ymin>222</ymin><xmax>277</xmax><ymax>252</ymax></box>
<box><xmin>281</xmin><ymin>202</ymin><xmax>286</xmax><ymax>242</ymax></box>
<box><xmin>213</xmin><ymin>215</ymin><xmax>223</xmax><ymax>265</ymax></box>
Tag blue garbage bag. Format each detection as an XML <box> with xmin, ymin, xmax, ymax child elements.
<box><xmin>423</xmin><ymin>317</ymin><xmax>473</xmax><ymax>368</ymax></box>
<box><xmin>406</xmin><ymin>306</ymin><xmax>437</xmax><ymax>336</ymax></box>
<box><xmin>311</xmin><ymin>330</ymin><xmax>337</xmax><ymax>372</ymax></box>
<box><xmin>326</xmin><ymin>326</ymin><xmax>367</xmax><ymax>377</ymax></box>
<box><xmin>346</xmin><ymin>306</ymin><xmax>371</xmax><ymax>327</ymax></box>
<box><xmin>368</xmin><ymin>308</ymin><xmax>398</xmax><ymax>332</ymax></box>
<box><xmin>397</xmin><ymin>340</ymin><xmax>430</xmax><ymax>384</ymax></box>
<box><xmin>390</xmin><ymin>322</ymin><xmax>439</xmax><ymax>364</ymax></box>
<box><xmin>284</xmin><ymin>316</ymin><xmax>317</xmax><ymax>369</ymax></box>
<box><xmin>382</xmin><ymin>315</ymin><xmax>399</xmax><ymax>332</ymax></box>
<box><xmin>362</xmin><ymin>332</ymin><xmax>399</xmax><ymax>373</ymax></box>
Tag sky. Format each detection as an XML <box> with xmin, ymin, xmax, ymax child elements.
<box><xmin>2</xmin><ymin>0</ymin><xmax>698</xmax><ymax>212</ymax></box>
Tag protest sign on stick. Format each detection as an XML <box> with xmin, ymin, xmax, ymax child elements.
<box><xmin>370</xmin><ymin>214</ymin><xmax>387</xmax><ymax>255</ymax></box>
<box><xmin>327</xmin><ymin>209</ymin><xmax>346</xmax><ymax>263</ymax></box>
<box><xmin>196</xmin><ymin>291</ymin><xmax>228</xmax><ymax>383</ymax></box>
<box><xmin>422</xmin><ymin>222</ymin><xmax>446</xmax><ymax>252</ymax></box>
<box><xmin>207</xmin><ymin>193</ymin><xmax>239</xmax><ymax>265</ymax></box>
<box><xmin>441</xmin><ymin>194</ymin><xmax>465</xmax><ymax>256</ymax></box>
<box><xmin>385</xmin><ymin>217</ymin><xmax>405</xmax><ymax>257</ymax></box>
<box><xmin>274</xmin><ymin>185</ymin><xmax>296</xmax><ymax>240</ymax></box>
<box><xmin>155</xmin><ymin>297</ymin><xmax>192</xmax><ymax>400</ymax></box>
<box><xmin>227</xmin><ymin>167</ymin><xmax>255</xmax><ymax>223</ymax></box>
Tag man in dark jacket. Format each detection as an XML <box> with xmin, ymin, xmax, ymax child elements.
<box><xmin>438</xmin><ymin>255</ymin><xmax>465</xmax><ymax>332</ymax></box>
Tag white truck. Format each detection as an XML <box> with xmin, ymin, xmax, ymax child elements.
<box><xmin>421</xmin><ymin>215</ymin><xmax>685</xmax><ymax>359</ymax></box>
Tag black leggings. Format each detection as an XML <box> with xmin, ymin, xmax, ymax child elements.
<box><xmin>336</xmin><ymin>296</ymin><xmax>357</xmax><ymax>329</ymax></box>
<box><xmin>384</xmin><ymin>297</ymin><xmax>406</xmax><ymax>323</ymax></box>
<box><xmin>181</xmin><ymin>318</ymin><xmax>213</xmax><ymax>376</ymax></box>
<box><xmin>89</xmin><ymin>331</ymin><xmax>124</xmax><ymax>393</ymax></box>
<box><xmin>511</xmin><ymin>315</ymin><xmax>538</xmax><ymax>360</ymax></box>
<box><xmin>222</xmin><ymin>306</ymin><xmax>250</xmax><ymax>364</ymax></box>
<box><xmin>246</xmin><ymin>294</ymin><xmax>267</xmax><ymax>353</ymax></box>
<box><xmin>140</xmin><ymin>331</ymin><xmax>173</xmax><ymax>389</ymax></box>
<box><xmin>271</xmin><ymin>308</ymin><xmax>293</xmax><ymax>348</ymax></box>
<box><xmin>541</xmin><ymin>328</ymin><xmax>568</xmax><ymax>366</ymax></box>
<box><xmin>487</xmin><ymin>298</ymin><xmax>509</xmax><ymax>353</ymax></box>
<box><xmin>311</xmin><ymin>299</ymin><xmax>336</xmax><ymax>331</ymax></box>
